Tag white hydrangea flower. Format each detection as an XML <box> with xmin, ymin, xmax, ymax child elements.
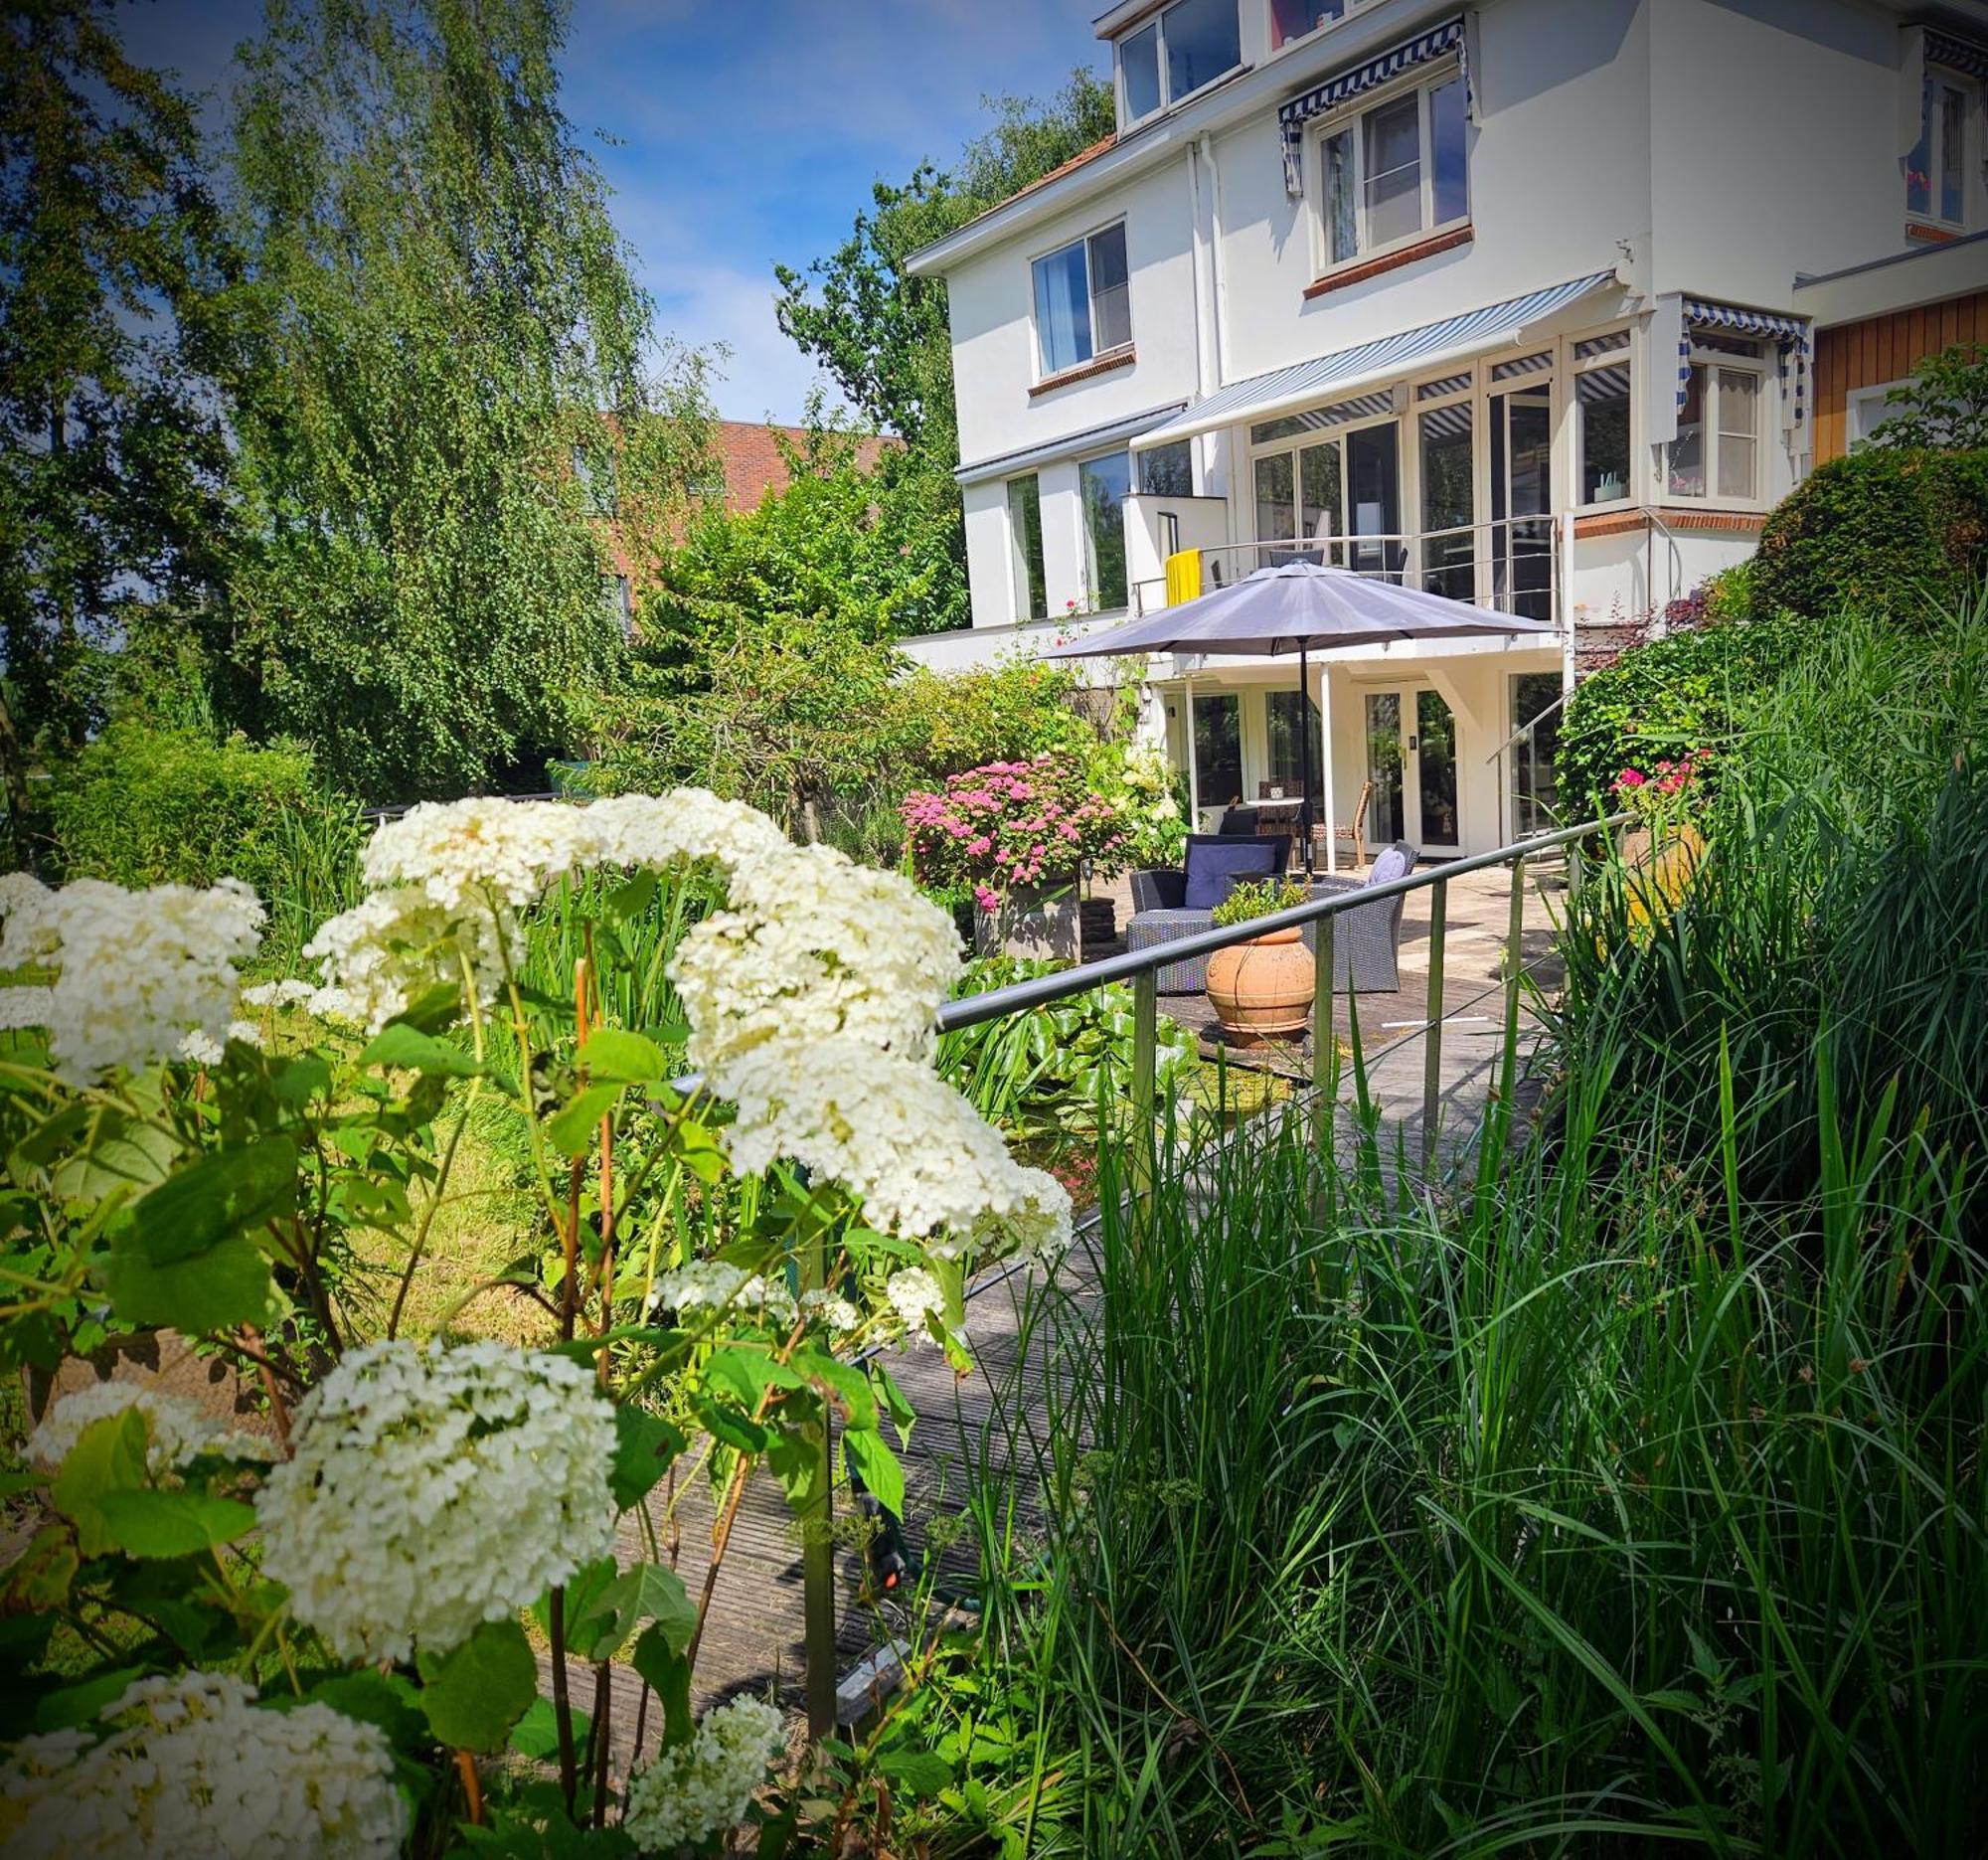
<box><xmin>672</xmin><ymin>844</ymin><xmax>961</xmax><ymax>1074</ymax></box>
<box><xmin>0</xmin><ymin>985</ymin><xmax>55</xmax><ymax>1031</ymax></box>
<box><xmin>26</xmin><ymin>1382</ymin><xmax>273</xmax><ymax>1475</ymax></box>
<box><xmin>720</xmin><ymin>1036</ymin><xmax>1073</xmax><ymax>1258</ymax></box>
<box><xmin>622</xmin><ymin>1694</ymin><xmax>785</xmax><ymax>1853</ymax></box>
<box><xmin>799</xmin><ymin>1288</ymin><xmax>860</xmax><ymax>1333</ymax></box>
<box><xmin>242</xmin><ymin>978</ymin><xmax>318</xmax><ymax>1009</ymax></box>
<box><xmin>0</xmin><ymin>1670</ymin><xmax>405</xmax><ymax>1859</ymax></box>
<box><xmin>885</xmin><ymin>1268</ymin><xmax>944</xmax><ymax>1339</ymax></box>
<box><xmin>576</xmin><ymin>789</ymin><xmax>790</xmax><ymax>877</ymax></box>
<box><xmin>255</xmin><ymin>1340</ymin><xmax>618</xmax><ymax>1663</ymax></box>
<box><xmin>301</xmin><ymin>886</ymin><xmax>517</xmax><ymax>1033</ymax></box>
<box><xmin>647</xmin><ymin>1261</ymin><xmax>798</xmax><ymax>1330</ymax></box>
<box><xmin>0</xmin><ymin>875</ymin><xmax>263</xmax><ymax>1084</ymax></box>
<box><xmin>362</xmin><ymin>796</ymin><xmax>594</xmax><ymax>915</ymax></box>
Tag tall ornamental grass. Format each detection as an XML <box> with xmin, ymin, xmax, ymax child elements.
<box><xmin>923</xmin><ymin>599</ymin><xmax>1988</xmax><ymax>1856</ymax></box>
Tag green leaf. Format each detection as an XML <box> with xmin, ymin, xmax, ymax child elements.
<box><xmin>843</xmin><ymin>1429</ymin><xmax>905</xmax><ymax>1520</ymax></box>
<box><xmin>800</xmin><ymin>1355</ymin><xmax>877</xmax><ymax>1433</ymax></box>
<box><xmin>507</xmin><ymin>1695</ymin><xmax>589</xmax><ymax>1763</ymax></box>
<box><xmin>693</xmin><ymin>1395</ymin><xmax>769</xmax><ymax>1456</ymax></box>
<box><xmin>1</xmin><ymin>1527</ymin><xmax>78</xmax><ymax>1611</ymax></box>
<box><xmin>92</xmin><ymin>1490</ymin><xmax>258</xmax><ymax>1560</ymax></box>
<box><xmin>546</xmin><ymin>1083</ymin><xmax>622</xmax><ymax>1158</ymax></box>
<box><xmin>609</xmin><ymin>1406</ymin><xmax>685</xmax><ymax>1512</ymax></box>
<box><xmin>50</xmin><ymin>1107</ymin><xmax>176</xmax><ymax>1205</ymax></box>
<box><xmin>580</xmin><ymin>1028</ymin><xmax>670</xmax><ymax>1085</ymax></box>
<box><xmin>283</xmin><ymin>1670</ymin><xmax>428</xmax><ymax>1752</ymax></box>
<box><xmin>100</xmin><ymin>1233</ymin><xmax>273</xmax><ymax>1334</ymax></box>
<box><xmin>704</xmin><ymin>1347</ymin><xmax>805</xmax><ymax>1411</ymax></box>
<box><xmin>33</xmin><ymin>1666</ymin><xmax>151</xmax><ymax>1734</ymax></box>
<box><xmin>51</xmin><ymin>1410</ymin><xmax>148</xmax><ymax>1556</ymax></box>
<box><xmin>630</xmin><ymin>1621</ymin><xmax>695</xmax><ymax>1752</ymax></box>
<box><xmin>574</xmin><ymin>1561</ymin><xmax>697</xmax><ymax>1662</ymax></box>
<box><xmin>674</xmin><ymin>1119</ymin><xmax>727</xmax><ymax>1185</ymax></box>
<box><xmin>604</xmin><ymin>870</ymin><xmax>657</xmax><ymax>923</ymax></box>
<box><xmin>128</xmin><ymin>1135</ymin><xmax>296</xmax><ymax>1266</ymax></box>
<box><xmin>360</xmin><ymin>1024</ymin><xmax>483</xmax><ymax>1077</ymax></box>
<box><xmin>530</xmin><ymin>1556</ymin><xmax>618</xmax><ymax>1653</ymax></box>
<box><xmin>872</xmin><ymin>1365</ymin><xmax>917</xmax><ymax>1448</ymax></box>
<box><xmin>417</xmin><ymin>1617</ymin><xmax>538</xmax><ymax>1753</ymax></box>
<box><xmin>876</xmin><ymin>1749</ymin><xmax>952</xmax><ymax>1794</ymax></box>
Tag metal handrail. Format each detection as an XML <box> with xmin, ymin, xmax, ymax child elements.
<box><xmin>1484</xmin><ymin>686</ymin><xmax>1573</xmax><ymax>765</ymax></box>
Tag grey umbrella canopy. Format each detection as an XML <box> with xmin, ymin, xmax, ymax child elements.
<box><xmin>1046</xmin><ymin>561</ymin><xmax>1560</xmax><ymax>871</ymax></box>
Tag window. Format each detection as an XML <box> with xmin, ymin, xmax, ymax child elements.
<box><xmin>1271</xmin><ymin>1</ymin><xmax>1347</xmax><ymax>52</ymax></box>
<box><xmin>1192</xmin><ymin>692</ymin><xmax>1243</xmax><ymax>809</ymax></box>
<box><xmin>601</xmin><ymin>574</ymin><xmax>633</xmax><ymax>638</ymax></box>
<box><xmin>1032</xmin><ymin>223</ymin><xmax>1130</xmax><ymax>377</ymax></box>
<box><xmin>1318</xmin><ymin>73</ymin><xmax>1468</xmax><ymax>268</ymax></box>
<box><xmin>574</xmin><ymin>444</ymin><xmax>617</xmax><ymax>518</ymax></box>
<box><xmin>1079</xmin><ymin>453</ymin><xmax>1131</xmax><ymax>610</ymax></box>
<box><xmin>1137</xmin><ymin>439</ymin><xmax>1194</xmax><ymax>496</ymax></box>
<box><xmin>1906</xmin><ymin>72</ymin><xmax>1974</xmax><ymax>225</ymax></box>
<box><xmin>1668</xmin><ymin>356</ymin><xmax>1763</xmax><ymax>502</ymax></box>
<box><xmin>1574</xmin><ymin>330</ymin><xmax>1632</xmax><ymax>506</ymax></box>
<box><xmin>1007</xmin><ymin>475</ymin><xmax>1047</xmax><ymax>621</ymax></box>
<box><xmin>1117</xmin><ymin>0</ymin><xmax>1242</xmax><ymax>124</ymax></box>
<box><xmin>1418</xmin><ymin>398</ymin><xmax>1473</xmax><ymax>600</ymax></box>
<box><xmin>1848</xmin><ymin>377</ymin><xmax>1917</xmax><ymax>447</ymax></box>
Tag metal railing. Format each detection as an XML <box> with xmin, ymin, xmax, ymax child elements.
<box><xmin>690</xmin><ymin>813</ymin><xmax>1623</xmax><ymax>1736</ymax></box>
<box><xmin>1132</xmin><ymin>518</ymin><xmax>1561</xmax><ymax>619</ymax></box>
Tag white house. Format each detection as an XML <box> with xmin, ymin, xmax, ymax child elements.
<box><xmin>903</xmin><ymin>0</ymin><xmax>1988</xmax><ymax>861</ymax></box>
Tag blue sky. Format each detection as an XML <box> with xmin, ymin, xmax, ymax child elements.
<box><xmin>120</xmin><ymin>0</ymin><xmax>1105</xmax><ymax>423</ymax></box>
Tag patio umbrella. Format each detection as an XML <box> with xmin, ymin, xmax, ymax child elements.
<box><xmin>1045</xmin><ymin>561</ymin><xmax>1558</xmax><ymax>874</ymax></box>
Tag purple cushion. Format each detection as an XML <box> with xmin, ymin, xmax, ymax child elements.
<box><xmin>1182</xmin><ymin>837</ymin><xmax>1281</xmax><ymax>910</ymax></box>
<box><xmin>1365</xmin><ymin>844</ymin><xmax>1413</xmax><ymax>887</ymax></box>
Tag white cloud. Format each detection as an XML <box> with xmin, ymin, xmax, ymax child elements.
<box><xmin>645</xmin><ymin>258</ymin><xmax>843</xmax><ymax>426</ymax></box>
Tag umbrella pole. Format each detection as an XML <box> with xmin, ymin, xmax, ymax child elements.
<box><xmin>1298</xmin><ymin>643</ymin><xmax>1315</xmax><ymax>879</ymax></box>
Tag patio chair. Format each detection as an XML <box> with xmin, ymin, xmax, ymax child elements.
<box><xmin>1216</xmin><ymin>803</ymin><xmax>1260</xmax><ymax>836</ymax></box>
<box><xmin>1300</xmin><ymin>839</ymin><xmax>1417</xmax><ymax>992</ymax></box>
<box><xmin>1125</xmin><ymin>833</ymin><xmax>1290</xmax><ymax>994</ymax></box>
<box><xmin>1308</xmin><ymin>778</ymin><xmax>1374</xmax><ymax>871</ymax></box>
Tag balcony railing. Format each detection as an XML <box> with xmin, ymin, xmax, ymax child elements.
<box><xmin>1133</xmin><ymin>515</ymin><xmax>1560</xmax><ymax>620</ymax></box>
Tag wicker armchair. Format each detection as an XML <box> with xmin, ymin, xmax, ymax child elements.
<box><xmin>1125</xmin><ymin>833</ymin><xmax>1288</xmax><ymax>993</ymax></box>
<box><xmin>1301</xmin><ymin>840</ymin><xmax>1417</xmax><ymax>992</ymax></box>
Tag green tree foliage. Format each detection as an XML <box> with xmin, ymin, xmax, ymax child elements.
<box><xmin>221</xmin><ymin>0</ymin><xmax>713</xmax><ymax>802</ymax></box>
<box><xmin>1864</xmin><ymin>340</ymin><xmax>1988</xmax><ymax>449</ymax></box>
<box><xmin>0</xmin><ymin>0</ymin><xmax>237</xmax><ymax>828</ymax></box>
<box><xmin>1749</xmin><ymin>446</ymin><xmax>1988</xmax><ymax>627</ymax></box>
<box><xmin>773</xmin><ymin>71</ymin><xmax>1114</xmax><ymax>634</ymax></box>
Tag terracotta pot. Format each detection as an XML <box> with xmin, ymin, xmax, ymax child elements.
<box><xmin>1205</xmin><ymin>925</ymin><xmax>1315</xmax><ymax>1045</ymax></box>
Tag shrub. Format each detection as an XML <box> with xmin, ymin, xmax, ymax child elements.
<box><xmin>888</xmin><ymin>658</ymin><xmax>1102</xmax><ymax>782</ymax></box>
<box><xmin>901</xmin><ymin>754</ymin><xmax>1127</xmax><ymax>905</ymax></box>
<box><xmin>1750</xmin><ymin>446</ymin><xmax>1988</xmax><ymax>624</ymax></box>
<box><xmin>44</xmin><ymin>724</ymin><xmax>363</xmax><ymax>962</ymax></box>
<box><xmin>1557</xmin><ymin>608</ymin><xmax>1814</xmax><ymax>818</ymax></box>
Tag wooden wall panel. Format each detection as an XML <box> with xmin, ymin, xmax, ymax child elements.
<box><xmin>1812</xmin><ymin>289</ymin><xmax>1988</xmax><ymax>462</ymax></box>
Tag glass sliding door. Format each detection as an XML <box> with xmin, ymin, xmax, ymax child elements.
<box><xmin>1299</xmin><ymin>439</ymin><xmax>1344</xmax><ymax>563</ymax></box>
<box><xmin>1346</xmin><ymin>423</ymin><xmax>1401</xmax><ymax>580</ymax></box>
<box><xmin>1364</xmin><ymin>692</ymin><xmax>1404</xmax><ymax>846</ymax></box>
<box><xmin>1414</xmin><ymin>689</ymin><xmax>1459</xmax><ymax>849</ymax></box>
<box><xmin>1192</xmin><ymin>692</ymin><xmax>1243</xmax><ymax>814</ymax></box>
<box><xmin>1418</xmin><ymin>401</ymin><xmax>1474</xmax><ymax>601</ymax></box>
<box><xmin>1491</xmin><ymin>387</ymin><xmax>1554</xmax><ymax>620</ymax></box>
<box><xmin>1265</xmin><ymin>688</ymin><xmax>1321</xmax><ymax>797</ymax></box>
<box><xmin>1507</xmin><ymin>671</ymin><xmax>1563</xmax><ymax>837</ymax></box>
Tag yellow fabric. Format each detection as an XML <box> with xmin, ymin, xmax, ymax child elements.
<box><xmin>1164</xmin><ymin>548</ymin><xmax>1202</xmax><ymax>606</ymax></box>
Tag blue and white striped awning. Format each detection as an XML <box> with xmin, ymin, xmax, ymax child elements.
<box><xmin>1677</xmin><ymin>297</ymin><xmax>1812</xmax><ymax>435</ymax></box>
<box><xmin>1278</xmin><ymin>16</ymin><xmax>1467</xmax><ymax>197</ymax></box>
<box><xmin>1131</xmin><ymin>271</ymin><xmax>1615</xmax><ymax>450</ymax></box>
<box><xmin>1926</xmin><ymin>27</ymin><xmax>1988</xmax><ymax>82</ymax></box>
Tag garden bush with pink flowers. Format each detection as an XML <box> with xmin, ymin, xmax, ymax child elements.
<box><xmin>901</xmin><ymin>754</ymin><xmax>1126</xmax><ymax>910</ymax></box>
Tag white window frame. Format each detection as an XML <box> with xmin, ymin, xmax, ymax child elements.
<box><xmin>1570</xmin><ymin>324</ymin><xmax>1637</xmax><ymax>513</ymax></box>
<box><xmin>1268</xmin><ymin>1</ymin><xmax>1383</xmax><ymax>59</ymax></box>
<box><xmin>1848</xmin><ymin>377</ymin><xmax>1916</xmax><ymax>448</ymax></box>
<box><xmin>1006</xmin><ymin>474</ymin><xmax>1048</xmax><ymax>622</ymax></box>
<box><xmin>1907</xmin><ymin>67</ymin><xmax>1979</xmax><ymax>229</ymax></box>
<box><xmin>1116</xmin><ymin>0</ymin><xmax>1244</xmax><ymax>126</ymax></box>
<box><xmin>1309</xmin><ymin>65</ymin><xmax>1469</xmax><ymax>276</ymax></box>
<box><xmin>1666</xmin><ymin>347</ymin><xmax>1769</xmax><ymax>509</ymax></box>
<box><xmin>1029</xmin><ymin>221</ymin><xmax>1131</xmax><ymax>382</ymax></box>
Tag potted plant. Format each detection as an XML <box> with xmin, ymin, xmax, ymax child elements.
<box><xmin>901</xmin><ymin>754</ymin><xmax>1126</xmax><ymax>961</ymax></box>
<box><xmin>1205</xmin><ymin>877</ymin><xmax>1314</xmax><ymax>1045</ymax></box>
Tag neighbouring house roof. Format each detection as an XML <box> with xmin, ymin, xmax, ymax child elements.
<box><xmin>701</xmin><ymin>420</ymin><xmax>895</xmax><ymax>515</ymax></box>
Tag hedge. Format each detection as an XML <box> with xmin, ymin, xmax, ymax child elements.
<box><xmin>1750</xmin><ymin>446</ymin><xmax>1988</xmax><ymax>625</ymax></box>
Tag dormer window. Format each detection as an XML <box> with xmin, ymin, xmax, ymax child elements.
<box><xmin>1117</xmin><ymin>0</ymin><xmax>1242</xmax><ymax>126</ymax></box>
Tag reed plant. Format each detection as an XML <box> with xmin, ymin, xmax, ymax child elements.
<box><xmin>913</xmin><ymin>598</ymin><xmax>1988</xmax><ymax>1856</ymax></box>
